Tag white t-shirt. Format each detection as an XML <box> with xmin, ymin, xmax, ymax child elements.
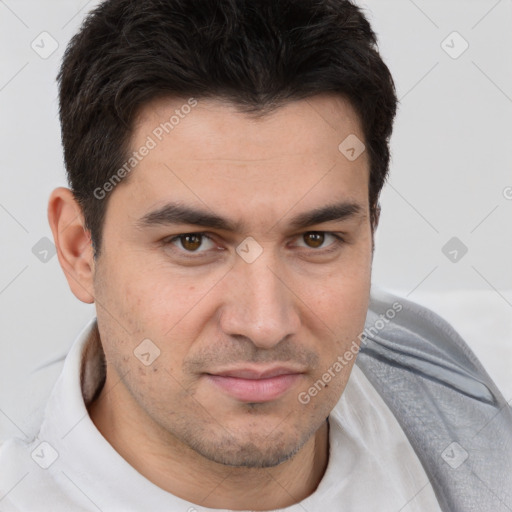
<box><xmin>0</xmin><ymin>318</ymin><xmax>442</xmax><ymax>511</ymax></box>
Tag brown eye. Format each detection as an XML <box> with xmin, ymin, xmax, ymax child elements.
<box><xmin>180</xmin><ymin>234</ymin><xmax>203</xmax><ymax>251</ymax></box>
<box><xmin>164</xmin><ymin>232</ymin><xmax>222</xmax><ymax>261</ymax></box>
<box><xmin>303</xmin><ymin>232</ymin><xmax>325</xmax><ymax>248</ymax></box>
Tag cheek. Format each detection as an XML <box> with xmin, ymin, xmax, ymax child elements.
<box><xmin>301</xmin><ymin>252</ymin><xmax>371</xmax><ymax>334</ymax></box>
<box><xmin>300</xmin><ymin>252</ymin><xmax>371</xmax><ymax>374</ymax></box>
<box><xmin>101</xmin><ymin>252</ymin><xmax>212</xmax><ymax>333</ymax></box>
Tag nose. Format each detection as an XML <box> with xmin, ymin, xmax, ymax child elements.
<box><xmin>218</xmin><ymin>253</ymin><xmax>301</xmax><ymax>350</ymax></box>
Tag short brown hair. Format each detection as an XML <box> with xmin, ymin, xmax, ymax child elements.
<box><xmin>58</xmin><ymin>0</ymin><xmax>398</xmax><ymax>258</ymax></box>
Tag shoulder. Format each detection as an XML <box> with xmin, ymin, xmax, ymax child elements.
<box><xmin>357</xmin><ymin>288</ymin><xmax>512</xmax><ymax>508</ymax></box>
<box><xmin>360</xmin><ymin>287</ymin><xmax>505</xmax><ymax>405</ymax></box>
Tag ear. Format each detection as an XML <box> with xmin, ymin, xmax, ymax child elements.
<box><xmin>47</xmin><ymin>187</ymin><xmax>95</xmax><ymax>304</ymax></box>
<box><xmin>370</xmin><ymin>202</ymin><xmax>381</xmax><ymax>256</ymax></box>
<box><xmin>372</xmin><ymin>202</ymin><xmax>381</xmax><ymax>231</ymax></box>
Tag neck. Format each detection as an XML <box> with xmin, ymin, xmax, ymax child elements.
<box><xmin>88</xmin><ymin>372</ymin><xmax>330</xmax><ymax>510</ymax></box>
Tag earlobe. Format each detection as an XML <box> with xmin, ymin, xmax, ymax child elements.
<box><xmin>47</xmin><ymin>187</ymin><xmax>95</xmax><ymax>304</ymax></box>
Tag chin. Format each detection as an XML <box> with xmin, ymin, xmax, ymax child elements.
<box><xmin>184</xmin><ymin>425</ymin><xmax>311</xmax><ymax>469</ymax></box>
<box><xmin>202</xmin><ymin>439</ymin><xmax>303</xmax><ymax>468</ymax></box>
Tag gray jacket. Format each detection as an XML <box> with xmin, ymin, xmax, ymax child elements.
<box><xmin>358</xmin><ymin>288</ymin><xmax>512</xmax><ymax>511</ymax></box>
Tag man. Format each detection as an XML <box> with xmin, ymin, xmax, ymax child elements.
<box><xmin>1</xmin><ymin>0</ymin><xmax>511</xmax><ymax>510</ymax></box>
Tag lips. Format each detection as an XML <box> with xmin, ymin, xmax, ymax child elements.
<box><xmin>212</xmin><ymin>366</ymin><xmax>300</xmax><ymax>379</ymax></box>
<box><xmin>205</xmin><ymin>366</ymin><xmax>304</xmax><ymax>403</ymax></box>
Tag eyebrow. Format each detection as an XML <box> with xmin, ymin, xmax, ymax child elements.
<box><xmin>135</xmin><ymin>200</ymin><xmax>365</xmax><ymax>233</ymax></box>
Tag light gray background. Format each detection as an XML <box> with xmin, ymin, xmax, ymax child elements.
<box><xmin>1</xmin><ymin>0</ymin><xmax>511</xmax><ymax>440</ymax></box>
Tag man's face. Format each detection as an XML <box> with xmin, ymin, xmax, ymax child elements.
<box><xmin>91</xmin><ymin>94</ymin><xmax>373</xmax><ymax>468</ymax></box>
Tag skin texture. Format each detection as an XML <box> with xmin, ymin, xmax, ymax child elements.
<box><xmin>48</xmin><ymin>94</ymin><xmax>376</xmax><ymax>510</ymax></box>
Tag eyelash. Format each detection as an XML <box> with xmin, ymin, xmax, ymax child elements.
<box><xmin>162</xmin><ymin>231</ymin><xmax>346</xmax><ymax>259</ymax></box>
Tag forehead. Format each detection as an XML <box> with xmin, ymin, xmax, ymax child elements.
<box><xmin>132</xmin><ymin>94</ymin><xmax>365</xmax><ymax>162</ymax></box>
<box><xmin>109</xmin><ymin>94</ymin><xmax>369</xmax><ymax>229</ymax></box>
